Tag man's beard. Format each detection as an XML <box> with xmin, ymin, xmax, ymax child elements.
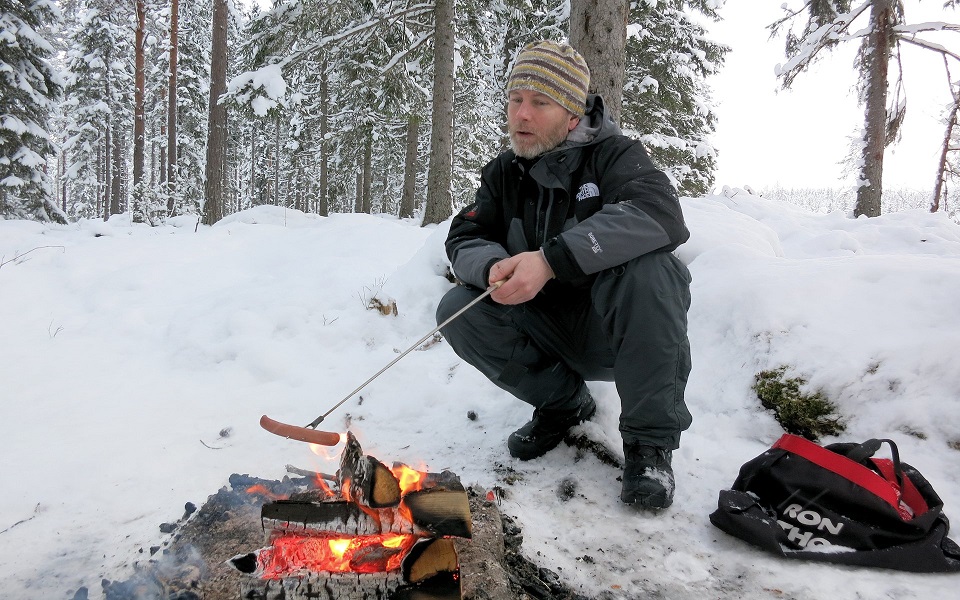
<box><xmin>509</xmin><ymin>119</ymin><xmax>571</xmax><ymax>159</ymax></box>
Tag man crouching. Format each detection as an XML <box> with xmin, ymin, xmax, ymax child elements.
<box><xmin>437</xmin><ymin>40</ymin><xmax>692</xmax><ymax>510</ymax></box>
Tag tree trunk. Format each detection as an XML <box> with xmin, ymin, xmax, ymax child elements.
<box><xmin>249</xmin><ymin>130</ymin><xmax>256</xmax><ymax>205</ymax></box>
<box><xmin>400</xmin><ymin>114</ymin><xmax>419</xmax><ymax>219</ymax></box>
<box><xmin>569</xmin><ymin>0</ymin><xmax>628</xmax><ymax>124</ymax></box>
<box><xmin>132</xmin><ymin>0</ymin><xmax>146</xmax><ymax>217</ymax></box>
<box><xmin>318</xmin><ymin>58</ymin><xmax>329</xmax><ymax>216</ymax></box>
<box><xmin>59</xmin><ymin>151</ymin><xmax>67</xmax><ymax>213</ymax></box>
<box><xmin>203</xmin><ymin>0</ymin><xmax>229</xmax><ymax>225</ymax></box>
<box><xmin>273</xmin><ymin>114</ymin><xmax>281</xmax><ymax>206</ymax></box>
<box><xmin>111</xmin><ymin>123</ymin><xmax>123</xmax><ymax>215</ymax></box>
<box><xmin>102</xmin><ymin>122</ymin><xmax>110</xmax><ymax>221</ymax></box>
<box><xmin>361</xmin><ymin>135</ymin><xmax>373</xmax><ymax>214</ymax></box>
<box><xmin>855</xmin><ymin>0</ymin><xmax>893</xmax><ymax>218</ymax></box>
<box><xmin>422</xmin><ymin>0</ymin><xmax>455</xmax><ymax>226</ymax></box>
<box><xmin>931</xmin><ymin>91</ymin><xmax>960</xmax><ymax>213</ymax></box>
<box><xmin>166</xmin><ymin>0</ymin><xmax>179</xmax><ymax>215</ymax></box>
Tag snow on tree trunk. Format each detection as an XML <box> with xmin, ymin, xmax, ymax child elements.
<box><xmin>422</xmin><ymin>0</ymin><xmax>455</xmax><ymax>226</ymax></box>
<box><xmin>569</xmin><ymin>0</ymin><xmax>629</xmax><ymax>125</ymax></box>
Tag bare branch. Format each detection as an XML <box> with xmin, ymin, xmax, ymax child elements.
<box><xmin>897</xmin><ymin>35</ymin><xmax>960</xmax><ymax>63</ymax></box>
<box><xmin>0</xmin><ymin>246</ymin><xmax>65</xmax><ymax>270</ymax></box>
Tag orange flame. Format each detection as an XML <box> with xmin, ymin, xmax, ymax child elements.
<box><xmin>391</xmin><ymin>464</ymin><xmax>426</xmax><ymax>494</ymax></box>
<box><xmin>313</xmin><ymin>475</ymin><xmax>338</xmax><ymax>498</ymax></box>
<box><xmin>309</xmin><ymin>438</ymin><xmax>344</xmax><ymax>459</ymax></box>
<box><xmin>259</xmin><ymin>533</ymin><xmax>418</xmax><ymax>579</ymax></box>
<box><xmin>246</xmin><ymin>484</ymin><xmax>288</xmax><ymax>501</ymax></box>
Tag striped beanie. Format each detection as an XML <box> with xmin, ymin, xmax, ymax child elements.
<box><xmin>506</xmin><ymin>41</ymin><xmax>590</xmax><ymax>116</ymax></box>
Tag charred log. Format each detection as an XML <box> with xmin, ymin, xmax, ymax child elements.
<box><xmin>340</xmin><ymin>432</ymin><xmax>402</xmax><ymax>508</ymax></box>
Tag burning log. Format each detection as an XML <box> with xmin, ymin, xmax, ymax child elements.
<box><xmin>240</xmin><ymin>571</ymin><xmax>404</xmax><ymax>600</ymax></box>
<box><xmin>403</xmin><ymin>538</ymin><xmax>458</xmax><ymax>584</ymax></box>
<box><xmin>261</xmin><ymin>499</ymin><xmax>390</xmax><ymax>536</ymax></box>
<box><xmin>340</xmin><ymin>432</ymin><xmax>402</xmax><ymax>508</ymax></box>
<box><xmin>402</xmin><ymin>487</ymin><xmax>472</xmax><ymax>539</ymax></box>
<box><xmin>232</xmin><ymin>431</ymin><xmax>468</xmax><ymax>599</ymax></box>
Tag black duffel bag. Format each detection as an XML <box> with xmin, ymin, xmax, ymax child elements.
<box><xmin>710</xmin><ymin>434</ymin><xmax>960</xmax><ymax>572</ymax></box>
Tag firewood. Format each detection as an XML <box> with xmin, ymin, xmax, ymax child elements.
<box><xmin>339</xmin><ymin>431</ymin><xmax>402</xmax><ymax>508</ymax></box>
<box><xmin>240</xmin><ymin>571</ymin><xmax>403</xmax><ymax>600</ymax></box>
<box><xmin>285</xmin><ymin>464</ymin><xmax>338</xmax><ymax>482</ymax></box>
<box><xmin>261</xmin><ymin>500</ymin><xmax>385</xmax><ymax>536</ymax></box>
<box><xmin>402</xmin><ymin>487</ymin><xmax>472</xmax><ymax>539</ymax></box>
<box><xmin>403</xmin><ymin>538</ymin><xmax>459</xmax><ymax>584</ymax></box>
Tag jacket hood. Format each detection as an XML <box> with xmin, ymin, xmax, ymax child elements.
<box><xmin>562</xmin><ymin>94</ymin><xmax>621</xmax><ymax>148</ymax></box>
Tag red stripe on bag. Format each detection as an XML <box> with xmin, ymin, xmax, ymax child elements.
<box><xmin>870</xmin><ymin>458</ymin><xmax>929</xmax><ymax>518</ymax></box>
<box><xmin>772</xmin><ymin>434</ymin><xmax>902</xmax><ymax>513</ymax></box>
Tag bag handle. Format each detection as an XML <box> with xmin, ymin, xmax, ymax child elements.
<box><xmin>772</xmin><ymin>434</ymin><xmax>902</xmax><ymax>511</ymax></box>
<box><xmin>845</xmin><ymin>438</ymin><xmax>904</xmax><ymax>488</ymax></box>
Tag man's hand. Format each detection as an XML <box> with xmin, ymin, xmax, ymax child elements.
<box><xmin>489</xmin><ymin>250</ymin><xmax>555</xmax><ymax>305</ymax></box>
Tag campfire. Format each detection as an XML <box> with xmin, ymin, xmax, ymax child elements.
<box><xmin>229</xmin><ymin>432</ymin><xmax>470</xmax><ymax>599</ymax></box>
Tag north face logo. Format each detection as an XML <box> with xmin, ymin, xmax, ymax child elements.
<box><xmin>576</xmin><ymin>182</ymin><xmax>600</xmax><ymax>202</ymax></box>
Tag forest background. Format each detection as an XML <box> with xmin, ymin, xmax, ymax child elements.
<box><xmin>1</xmin><ymin>0</ymin><xmax>959</xmax><ymax>227</ymax></box>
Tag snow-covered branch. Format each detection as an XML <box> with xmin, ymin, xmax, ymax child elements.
<box><xmin>774</xmin><ymin>2</ymin><xmax>871</xmax><ymax>89</ymax></box>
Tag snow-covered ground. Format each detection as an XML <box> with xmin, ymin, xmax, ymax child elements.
<box><xmin>2</xmin><ymin>193</ymin><xmax>959</xmax><ymax>598</ymax></box>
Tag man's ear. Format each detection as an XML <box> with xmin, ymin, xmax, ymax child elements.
<box><xmin>568</xmin><ymin>115</ymin><xmax>580</xmax><ymax>132</ymax></box>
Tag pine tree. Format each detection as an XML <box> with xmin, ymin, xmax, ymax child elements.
<box><xmin>569</xmin><ymin>0</ymin><xmax>629</xmax><ymax>123</ymax></box>
<box><xmin>622</xmin><ymin>0</ymin><xmax>727</xmax><ymax>197</ymax></box>
<box><xmin>0</xmin><ymin>0</ymin><xmax>66</xmax><ymax>223</ymax></box>
<box><xmin>171</xmin><ymin>0</ymin><xmax>212</xmax><ymax>216</ymax></box>
<box><xmin>61</xmin><ymin>1</ymin><xmax>133</xmax><ymax>221</ymax></box>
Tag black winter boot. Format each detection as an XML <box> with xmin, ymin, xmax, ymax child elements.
<box><xmin>507</xmin><ymin>386</ymin><xmax>596</xmax><ymax>461</ymax></box>
<box><xmin>621</xmin><ymin>444</ymin><xmax>675</xmax><ymax>509</ymax></box>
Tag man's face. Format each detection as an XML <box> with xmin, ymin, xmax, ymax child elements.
<box><xmin>507</xmin><ymin>89</ymin><xmax>580</xmax><ymax>159</ymax></box>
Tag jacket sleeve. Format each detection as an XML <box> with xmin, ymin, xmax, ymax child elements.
<box><xmin>445</xmin><ymin>159</ymin><xmax>511</xmax><ymax>289</ymax></box>
<box><xmin>541</xmin><ymin>138</ymin><xmax>689</xmax><ymax>281</ymax></box>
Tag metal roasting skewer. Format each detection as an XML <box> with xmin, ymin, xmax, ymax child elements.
<box><xmin>260</xmin><ymin>281</ymin><xmax>504</xmax><ymax>443</ymax></box>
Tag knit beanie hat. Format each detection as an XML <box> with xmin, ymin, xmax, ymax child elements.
<box><xmin>506</xmin><ymin>41</ymin><xmax>590</xmax><ymax>116</ymax></box>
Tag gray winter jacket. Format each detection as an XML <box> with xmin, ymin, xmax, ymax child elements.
<box><xmin>446</xmin><ymin>94</ymin><xmax>689</xmax><ymax>293</ymax></box>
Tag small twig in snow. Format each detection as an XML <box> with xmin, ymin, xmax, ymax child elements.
<box><xmin>0</xmin><ymin>504</ymin><xmax>41</xmax><ymax>535</ymax></box>
<box><xmin>0</xmin><ymin>246</ymin><xmax>65</xmax><ymax>270</ymax></box>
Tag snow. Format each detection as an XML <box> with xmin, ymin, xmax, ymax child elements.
<box><xmin>2</xmin><ymin>196</ymin><xmax>959</xmax><ymax>598</ymax></box>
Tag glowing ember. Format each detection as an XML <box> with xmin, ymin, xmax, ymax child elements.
<box><xmin>259</xmin><ymin>532</ymin><xmax>419</xmax><ymax>578</ymax></box>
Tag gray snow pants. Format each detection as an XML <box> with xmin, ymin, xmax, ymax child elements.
<box><xmin>436</xmin><ymin>251</ymin><xmax>693</xmax><ymax>449</ymax></box>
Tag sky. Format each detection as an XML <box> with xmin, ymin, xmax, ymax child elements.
<box><xmin>2</xmin><ymin>199</ymin><xmax>959</xmax><ymax>598</ymax></box>
<box><xmin>708</xmin><ymin>2</ymin><xmax>956</xmax><ymax>192</ymax></box>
